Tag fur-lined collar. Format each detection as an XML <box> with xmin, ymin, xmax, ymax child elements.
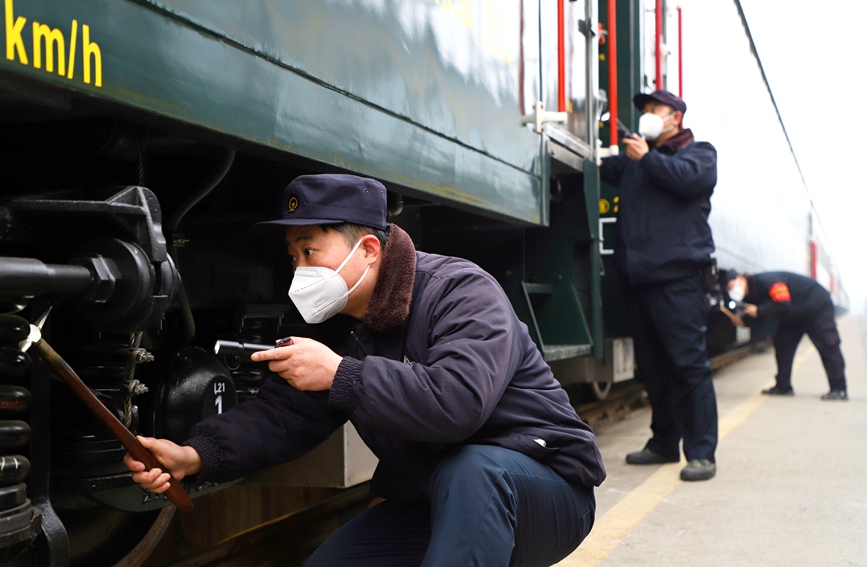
<box><xmin>362</xmin><ymin>224</ymin><xmax>416</xmax><ymax>331</ymax></box>
<box><xmin>658</xmin><ymin>128</ymin><xmax>695</xmax><ymax>153</ymax></box>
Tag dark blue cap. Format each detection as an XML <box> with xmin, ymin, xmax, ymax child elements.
<box><xmin>253</xmin><ymin>174</ymin><xmax>388</xmax><ymax>233</ymax></box>
<box><xmin>633</xmin><ymin>90</ymin><xmax>687</xmax><ymax>114</ymax></box>
<box><xmin>719</xmin><ymin>269</ymin><xmax>739</xmax><ymax>289</ymax></box>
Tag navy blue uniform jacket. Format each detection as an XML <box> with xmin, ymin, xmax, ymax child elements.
<box><xmin>746</xmin><ymin>271</ymin><xmax>833</xmax><ymax>324</ymax></box>
<box><xmin>601</xmin><ymin>129</ymin><xmax>717</xmax><ymax>284</ymax></box>
<box><xmin>185</xmin><ymin>225</ymin><xmax>606</xmax><ymax>502</ymax></box>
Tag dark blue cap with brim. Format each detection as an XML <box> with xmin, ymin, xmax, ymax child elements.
<box><xmin>633</xmin><ymin>90</ymin><xmax>687</xmax><ymax>114</ymax></box>
<box><xmin>719</xmin><ymin>269</ymin><xmax>739</xmax><ymax>288</ymax></box>
<box><xmin>253</xmin><ymin>174</ymin><xmax>388</xmax><ymax>233</ymax></box>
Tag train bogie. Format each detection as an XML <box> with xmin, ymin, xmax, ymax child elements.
<box><xmin>0</xmin><ymin>1</ymin><xmax>613</xmax><ymax>563</ymax></box>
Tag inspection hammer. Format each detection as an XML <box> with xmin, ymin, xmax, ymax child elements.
<box><xmin>19</xmin><ymin>312</ymin><xmax>194</xmax><ymax>513</ymax></box>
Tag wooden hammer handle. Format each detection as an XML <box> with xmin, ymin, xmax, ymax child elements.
<box><xmin>34</xmin><ymin>339</ymin><xmax>193</xmax><ymax>512</ymax></box>
<box><xmin>719</xmin><ymin>305</ymin><xmax>742</xmax><ymax>325</ymax></box>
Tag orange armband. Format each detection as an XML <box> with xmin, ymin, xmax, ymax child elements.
<box><xmin>769</xmin><ymin>282</ymin><xmax>791</xmax><ymax>302</ymax></box>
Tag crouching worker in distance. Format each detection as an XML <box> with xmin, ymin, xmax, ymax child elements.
<box><xmin>124</xmin><ymin>174</ymin><xmax>606</xmax><ymax>566</ymax></box>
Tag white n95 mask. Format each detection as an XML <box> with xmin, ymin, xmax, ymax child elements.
<box><xmin>288</xmin><ymin>238</ymin><xmax>370</xmax><ymax>324</ymax></box>
<box><xmin>728</xmin><ymin>283</ymin><xmax>746</xmax><ymax>303</ymax></box>
<box><xmin>637</xmin><ymin>112</ymin><xmax>673</xmax><ymax>141</ymax></box>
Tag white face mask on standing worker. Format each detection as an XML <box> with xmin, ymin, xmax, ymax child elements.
<box><xmin>637</xmin><ymin>111</ymin><xmax>675</xmax><ymax>142</ymax></box>
<box><xmin>288</xmin><ymin>238</ymin><xmax>370</xmax><ymax>324</ymax></box>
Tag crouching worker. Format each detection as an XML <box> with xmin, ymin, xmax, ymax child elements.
<box><xmin>125</xmin><ymin>174</ymin><xmax>606</xmax><ymax>565</ymax></box>
<box><xmin>723</xmin><ymin>269</ymin><xmax>848</xmax><ymax>400</ymax></box>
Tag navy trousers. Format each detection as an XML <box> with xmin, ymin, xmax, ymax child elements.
<box><xmin>624</xmin><ymin>275</ymin><xmax>718</xmax><ymax>462</ymax></box>
<box><xmin>773</xmin><ymin>303</ymin><xmax>847</xmax><ymax>392</ymax></box>
<box><xmin>305</xmin><ymin>445</ymin><xmax>596</xmax><ymax>566</ymax></box>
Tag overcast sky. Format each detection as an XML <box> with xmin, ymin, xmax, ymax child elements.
<box><xmin>737</xmin><ymin>0</ymin><xmax>865</xmax><ymax>311</ymax></box>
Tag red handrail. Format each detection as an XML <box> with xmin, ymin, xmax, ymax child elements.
<box><xmin>608</xmin><ymin>0</ymin><xmax>618</xmax><ymax>145</ymax></box>
<box><xmin>678</xmin><ymin>6</ymin><xmax>683</xmax><ymax>97</ymax></box>
<box><xmin>558</xmin><ymin>0</ymin><xmax>566</xmax><ymax>112</ymax></box>
<box><xmin>655</xmin><ymin>0</ymin><xmax>662</xmax><ymax>90</ymax></box>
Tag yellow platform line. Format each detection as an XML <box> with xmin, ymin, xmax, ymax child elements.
<box><xmin>558</xmin><ymin>350</ymin><xmax>811</xmax><ymax>566</ymax></box>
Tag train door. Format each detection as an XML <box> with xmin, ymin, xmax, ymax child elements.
<box><xmin>513</xmin><ymin>0</ymin><xmax>629</xmax><ymax>400</ymax></box>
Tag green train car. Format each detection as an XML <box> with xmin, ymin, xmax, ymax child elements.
<box><xmin>0</xmin><ymin>1</ymin><xmax>639</xmax><ymax>564</ymax></box>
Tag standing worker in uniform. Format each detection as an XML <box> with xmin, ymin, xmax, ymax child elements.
<box><xmin>124</xmin><ymin>174</ymin><xmax>606</xmax><ymax>565</ymax></box>
<box><xmin>601</xmin><ymin>90</ymin><xmax>719</xmax><ymax>481</ymax></box>
<box><xmin>723</xmin><ymin>269</ymin><xmax>848</xmax><ymax>400</ymax></box>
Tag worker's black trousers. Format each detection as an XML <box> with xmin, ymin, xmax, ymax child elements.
<box><xmin>773</xmin><ymin>303</ymin><xmax>847</xmax><ymax>392</ymax></box>
<box><xmin>305</xmin><ymin>444</ymin><xmax>596</xmax><ymax>566</ymax></box>
<box><xmin>624</xmin><ymin>274</ymin><xmax>718</xmax><ymax>462</ymax></box>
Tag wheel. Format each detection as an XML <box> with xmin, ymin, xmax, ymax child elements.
<box><xmin>582</xmin><ymin>376</ymin><xmax>613</xmax><ymax>401</ymax></box>
<box><xmin>56</xmin><ymin>504</ymin><xmax>169</xmax><ymax>567</ymax></box>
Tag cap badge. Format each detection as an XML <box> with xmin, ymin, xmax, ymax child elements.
<box><xmin>286</xmin><ymin>195</ymin><xmax>299</xmax><ymax>214</ymax></box>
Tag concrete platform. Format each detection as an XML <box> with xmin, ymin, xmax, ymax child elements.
<box><xmin>558</xmin><ymin>314</ymin><xmax>867</xmax><ymax>567</ymax></box>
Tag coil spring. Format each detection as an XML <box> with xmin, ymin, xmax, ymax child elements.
<box><xmin>0</xmin><ymin>314</ymin><xmax>37</xmax><ymax>556</ymax></box>
<box><xmin>61</xmin><ymin>333</ymin><xmax>146</xmax><ymax>430</ymax></box>
<box><xmin>48</xmin><ymin>331</ymin><xmax>150</xmax><ymax>482</ymax></box>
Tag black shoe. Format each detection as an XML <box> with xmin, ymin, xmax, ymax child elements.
<box><xmin>761</xmin><ymin>386</ymin><xmax>794</xmax><ymax>396</ymax></box>
<box><xmin>625</xmin><ymin>449</ymin><xmax>680</xmax><ymax>465</ymax></box>
<box><xmin>680</xmin><ymin>459</ymin><xmax>716</xmax><ymax>481</ymax></box>
<box><xmin>820</xmin><ymin>390</ymin><xmax>848</xmax><ymax>401</ymax></box>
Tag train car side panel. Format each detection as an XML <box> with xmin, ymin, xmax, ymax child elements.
<box><xmin>1</xmin><ymin>0</ymin><xmax>547</xmax><ymax>223</ymax></box>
